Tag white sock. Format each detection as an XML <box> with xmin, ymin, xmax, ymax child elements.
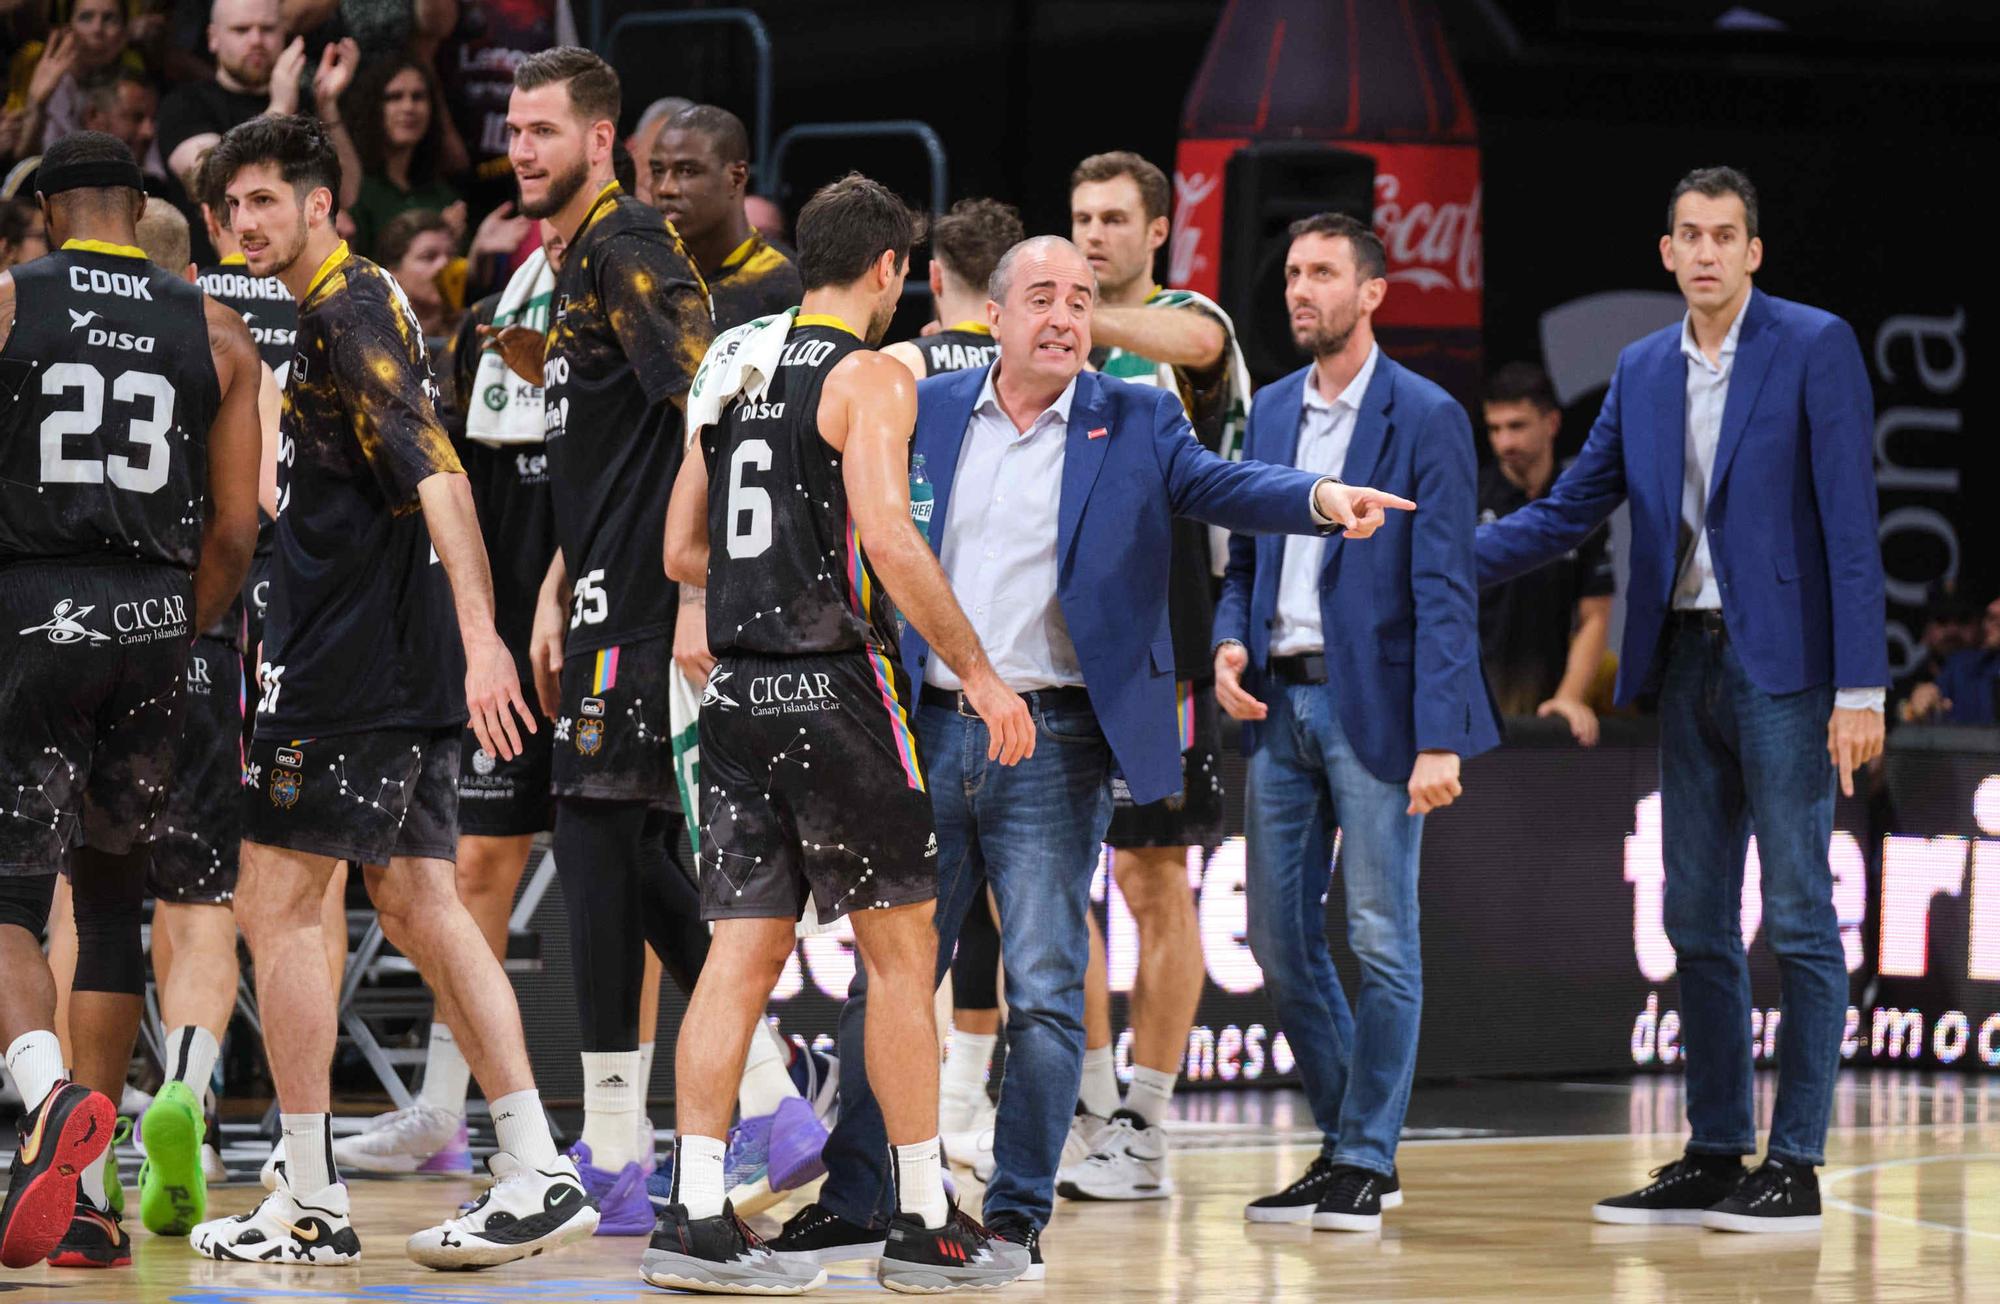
<box><xmin>737</xmin><ymin>1020</ymin><xmax>797</xmax><ymax>1118</ymax></box>
<box><xmin>418</xmin><ymin>1022</ymin><xmax>471</xmax><ymax>1116</ymax></box>
<box><xmin>1124</xmin><ymin>1065</ymin><xmax>1177</xmax><ymax>1127</ymax></box>
<box><xmin>80</xmin><ymin>1144</ymin><xmax>110</xmax><ymax>1208</ymax></box>
<box><xmin>580</xmin><ymin>1051</ymin><xmax>643</xmax><ymax>1169</ymax></box>
<box><xmin>5</xmin><ymin>1031</ymin><xmax>65</xmax><ymax>1114</ymax></box>
<box><xmin>1079</xmin><ymin>1045</ymin><xmax>1120</xmax><ymax>1119</ymax></box>
<box><xmin>489</xmin><ymin>1087</ymin><xmax>559</xmax><ymax>1167</ymax></box>
<box><xmin>165</xmin><ymin>1025</ymin><xmax>221</xmax><ymax>1096</ymax></box>
<box><xmin>893</xmin><ymin>1137</ymin><xmax>949</xmax><ymax>1228</ymax></box>
<box><xmin>674</xmin><ymin>1134</ymin><xmax>728</xmax><ymax>1218</ymax></box>
<box><xmin>637</xmin><ymin>1040</ymin><xmax>656</xmax><ymax>1096</ymax></box>
<box><xmin>941</xmin><ymin>1030</ymin><xmax>996</xmax><ymax>1101</ymax></box>
<box><xmin>281</xmin><ymin>1112</ymin><xmax>336</xmax><ymax>1197</ymax></box>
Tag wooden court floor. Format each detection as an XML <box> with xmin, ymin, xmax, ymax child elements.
<box><xmin>5</xmin><ymin>1121</ymin><xmax>1995</xmax><ymax>1301</ymax></box>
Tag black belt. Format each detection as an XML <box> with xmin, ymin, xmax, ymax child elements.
<box><xmin>919</xmin><ymin>684</ymin><xmax>1092</xmax><ymax>717</ymax></box>
<box><xmin>1269</xmin><ymin>653</ymin><xmax>1327</xmax><ymax>685</ymax></box>
<box><xmin>1673</xmin><ymin>609</ymin><xmax>1728</xmax><ymax>636</ymax></box>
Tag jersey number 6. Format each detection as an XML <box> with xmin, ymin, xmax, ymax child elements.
<box><xmin>725</xmin><ymin>437</ymin><xmax>773</xmax><ymax>560</ymax></box>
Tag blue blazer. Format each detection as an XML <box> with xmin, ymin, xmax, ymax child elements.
<box><xmin>904</xmin><ymin>366</ymin><xmax>1329</xmax><ymax>806</ymax></box>
<box><xmin>1213</xmin><ymin>353</ymin><xmax>1500</xmax><ymax>785</ymax></box>
<box><xmin>1475</xmin><ymin>289</ymin><xmax>1888</xmax><ymax>702</ymax></box>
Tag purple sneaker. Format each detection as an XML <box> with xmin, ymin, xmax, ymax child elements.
<box><xmin>766</xmin><ymin>1096</ymin><xmax>830</xmax><ymax>1191</ymax></box>
<box><xmin>566</xmin><ymin>1141</ymin><xmax>654</xmax><ymax>1236</ymax></box>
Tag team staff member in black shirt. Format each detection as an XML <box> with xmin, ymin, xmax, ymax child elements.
<box><xmin>649</xmin><ymin>103</ymin><xmax>803</xmax><ymax>332</ymax></box>
<box><xmin>883</xmin><ymin>196</ymin><xmax>1018</xmax><ymax>382</ymax></box>
<box><xmin>193</xmin><ymin>115</ymin><xmax>594</xmax><ymax>1270</ymax></box>
<box><xmin>1476</xmin><ymin>362</ymin><xmax>1614</xmax><ymax>744</ymax></box>
<box><xmin>500</xmin><ymin>48</ymin><xmax>716</xmax><ymax>1233</ymax></box>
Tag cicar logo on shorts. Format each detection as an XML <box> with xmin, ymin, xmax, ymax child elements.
<box><xmin>271</xmin><ymin>746</ymin><xmax>305</xmax><ymax>808</ymax></box>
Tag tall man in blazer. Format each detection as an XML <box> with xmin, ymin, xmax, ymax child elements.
<box><xmin>1476</xmin><ymin>168</ymin><xmax>1886</xmax><ymax>1233</ymax></box>
<box><xmin>775</xmin><ymin>235</ymin><xmax>1415</xmax><ymax>1275</ymax></box>
<box><xmin>1213</xmin><ymin>212</ymin><xmax>1499</xmax><ymax>1234</ymax></box>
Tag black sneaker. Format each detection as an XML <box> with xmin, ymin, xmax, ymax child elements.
<box><xmin>982</xmin><ymin>1212</ymin><xmax>1044</xmax><ymax>1282</ymax></box>
<box><xmin>766</xmin><ymin>1200</ymin><xmax>889</xmax><ymax>1267</ymax></box>
<box><xmin>1309</xmin><ymin>1165</ymin><xmax>1402</xmax><ymax>1233</ymax></box>
<box><xmin>46</xmin><ymin>1194</ymin><xmax>131</xmax><ymax>1268</ymax></box>
<box><xmin>879</xmin><ymin>1204</ymin><xmax>1031</xmax><ymax>1292</ymax></box>
<box><xmin>1245</xmin><ymin>1155</ymin><xmax>1345</xmax><ymax>1224</ymax></box>
<box><xmin>1593</xmin><ymin>1154</ymin><xmax>1746</xmax><ymax>1226</ymax></box>
<box><xmin>639</xmin><ymin>1199</ymin><xmax>826</xmax><ymax>1294</ymax></box>
<box><xmin>0</xmin><ymin>1081</ymin><xmax>116</xmax><ymax>1269</ymax></box>
<box><xmin>1700</xmin><ymin>1158</ymin><xmax>1822</xmax><ymax>1234</ymax></box>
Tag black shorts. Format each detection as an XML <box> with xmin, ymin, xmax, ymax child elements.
<box><xmin>698</xmin><ymin>650</ymin><xmax>937</xmax><ymax>923</ymax></box>
<box><xmin>148</xmin><ymin>636</ymin><xmax>245</xmax><ymax>903</ymax></box>
<box><xmin>553</xmin><ymin>635</ymin><xmax>678</xmax><ymax>807</ymax></box>
<box><xmin>0</xmin><ymin>562</ymin><xmax>190</xmax><ymax>874</ymax></box>
<box><xmin>1105</xmin><ymin>679</ymin><xmax>1225</xmax><ymax>849</ymax></box>
<box><xmin>458</xmin><ymin>715</ymin><xmax>554</xmax><ymax>837</ymax></box>
<box><xmin>243</xmin><ymin>728</ymin><xmax>459</xmax><ymax>865</ymax></box>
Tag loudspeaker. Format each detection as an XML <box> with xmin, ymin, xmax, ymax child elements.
<box><xmin>1218</xmin><ymin>143</ymin><xmax>1376</xmax><ymax>384</ymax></box>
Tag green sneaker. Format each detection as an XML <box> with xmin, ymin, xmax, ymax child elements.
<box><xmin>137</xmin><ymin>1081</ymin><xmax>205</xmax><ymax>1236</ymax></box>
<box><xmin>103</xmin><ymin>1118</ymin><xmax>129</xmax><ymax>1219</ymax></box>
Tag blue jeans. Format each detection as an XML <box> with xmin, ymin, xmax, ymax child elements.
<box><xmin>1244</xmin><ymin>683</ymin><xmax>1423</xmax><ymax>1177</ymax></box>
<box><xmin>1659</xmin><ymin>621</ymin><xmax>1842</xmax><ymax>1166</ymax></box>
<box><xmin>818</xmin><ymin>694</ymin><xmax>1114</xmax><ymax>1231</ymax></box>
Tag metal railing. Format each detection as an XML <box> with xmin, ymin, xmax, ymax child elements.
<box><xmin>600</xmin><ymin>8</ymin><xmax>775</xmax><ymax>191</ymax></box>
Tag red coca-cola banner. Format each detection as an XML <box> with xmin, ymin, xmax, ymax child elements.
<box><xmin>1171</xmin><ymin>138</ymin><xmax>1482</xmax><ymax>331</ymax></box>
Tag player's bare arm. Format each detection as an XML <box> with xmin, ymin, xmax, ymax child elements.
<box><xmin>822</xmin><ymin>349</ymin><xmax>1035</xmax><ymax>765</ymax></box>
<box><xmin>664</xmin><ymin>439</ymin><xmax>716</xmax><ymax>687</ymax></box>
<box><xmin>419</xmin><ymin>472</ymin><xmax>537</xmax><ymax>762</ymax></box>
<box><xmin>255</xmin><ymin>361</ymin><xmax>282</xmax><ymax>518</ymax></box>
<box><xmin>193</xmin><ymin>297</ymin><xmax>263</xmax><ymax>632</ymax></box>
<box><xmin>528</xmin><ymin>550</ymin><xmax>568</xmax><ymax>719</ymax></box>
<box><xmin>1090</xmin><ymin>303</ymin><xmax>1226</xmax><ymax>370</ymax></box>
<box><xmin>481</xmin><ymin>321</ymin><xmax>548</xmax><ymax>387</ymax></box>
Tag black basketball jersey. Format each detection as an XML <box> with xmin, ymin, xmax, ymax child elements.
<box><xmin>0</xmin><ymin>244</ymin><xmax>220</xmax><ymax>572</ymax></box>
<box><xmin>197</xmin><ymin>257</ymin><xmax>297</xmax><ymax>380</ymax></box>
<box><xmin>918</xmin><ymin>324</ymin><xmax>999</xmax><ymax>377</ymax></box>
<box><xmin>702</xmin><ymin>318</ymin><xmax>895</xmax><ymax>657</ymax></box>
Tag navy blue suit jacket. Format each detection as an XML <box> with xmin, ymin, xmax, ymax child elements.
<box><xmin>1213</xmin><ymin>353</ymin><xmax>1500</xmax><ymax>785</ymax></box>
<box><xmin>1475</xmin><ymin>289</ymin><xmax>1888</xmax><ymax>702</ymax></box>
<box><xmin>903</xmin><ymin>366</ymin><xmax>1329</xmax><ymax>806</ymax></box>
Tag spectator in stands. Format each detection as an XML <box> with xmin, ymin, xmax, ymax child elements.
<box><xmin>79</xmin><ymin>68</ymin><xmax>162</xmax><ymax>181</ymax></box>
<box><xmin>1893</xmin><ymin>594</ymin><xmax>1982</xmax><ymax>707</ymax></box>
<box><xmin>378</xmin><ymin>206</ymin><xmax>459</xmax><ymax>347</ymax></box>
<box><xmin>341</xmin><ymin>53</ymin><xmax>462</xmax><ymax>258</ymax></box>
<box><xmin>744</xmin><ymin>193</ymin><xmax>786</xmax><ymax>247</ymax></box>
<box><xmin>1</xmin><ymin>0</ymin><xmax>147</xmax><ymax>159</ymax></box>
<box><xmin>156</xmin><ymin>0</ymin><xmax>359</xmax><ymax>208</ymax></box>
<box><xmin>647</xmin><ymin>103</ymin><xmax>800</xmax><ymax>330</ymax></box>
<box><xmin>1902</xmin><ymin>596</ymin><xmax>2000</xmax><ymax>725</ymax></box>
<box><xmin>1477</xmin><ymin>361</ymin><xmax>1615</xmax><ymax>743</ymax></box>
<box><xmin>0</xmin><ymin>195</ymin><xmax>47</xmax><ymax>266</ymax></box>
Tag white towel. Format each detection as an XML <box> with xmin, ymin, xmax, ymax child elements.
<box><xmin>466</xmin><ymin>248</ymin><xmax>556</xmax><ymax>447</ymax></box>
<box><xmin>684</xmin><ymin>309</ymin><xmax>794</xmax><ymax>447</ymax></box>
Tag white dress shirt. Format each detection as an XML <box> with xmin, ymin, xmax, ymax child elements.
<box><xmin>1674</xmin><ymin>298</ymin><xmax>1882</xmax><ymax>711</ymax></box>
<box><xmin>927</xmin><ymin>371</ymin><xmax>1086</xmax><ymax>692</ymax></box>
<box><xmin>1269</xmin><ymin>345</ymin><xmax>1380</xmax><ymax>657</ymax></box>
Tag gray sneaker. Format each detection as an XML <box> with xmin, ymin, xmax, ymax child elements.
<box><xmin>640</xmin><ymin>1200</ymin><xmax>825</xmax><ymax>1294</ymax></box>
<box><xmin>877</xmin><ymin>1206</ymin><xmax>1030</xmax><ymax>1293</ymax></box>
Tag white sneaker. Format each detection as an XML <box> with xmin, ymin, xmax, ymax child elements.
<box><xmin>202</xmin><ymin>1143</ymin><xmax>228</xmax><ymax>1184</ymax></box>
<box><xmin>190</xmin><ymin>1169</ymin><xmax>360</xmax><ymax>1266</ymax></box>
<box><xmin>941</xmin><ymin>1093</ymin><xmax>996</xmax><ymax>1169</ymax></box>
<box><xmin>1058</xmin><ymin>1109</ymin><xmax>1111</xmax><ymax>1172</ymax></box>
<box><xmin>1056</xmin><ymin>1112</ymin><xmax>1172</xmax><ymax>1201</ymax></box>
<box><xmin>405</xmin><ymin>1151</ymin><xmax>599</xmax><ymax>1269</ymax></box>
<box><xmin>121</xmin><ymin>1082</ymin><xmax>155</xmax><ymax>1115</ymax></box>
<box><xmin>940</xmin><ymin>1086</ymin><xmax>994</xmax><ymax>1139</ymax></box>
<box><xmin>333</xmin><ymin>1104</ymin><xmax>469</xmax><ymax>1174</ymax></box>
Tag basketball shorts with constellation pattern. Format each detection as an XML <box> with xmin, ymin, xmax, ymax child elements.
<box><xmin>697</xmin><ymin>650</ymin><xmax>937</xmax><ymax>924</ymax></box>
<box><xmin>0</xmin><ymin>561</ymin><xmax>191</xmax><ymax>873</ymax></box>
<box><xmin>242</xmin><ymin>728</ymin><xmax>459</xmax><ymax>865</ymax></box>
<box><xmin>148</xmin><ymin>634</ymin><xmax>246</xmax><ymax>903</ymax></box>
<box><xmin>553</xmin><ymin>634</ymin><xmax>679</xmax><ymax>808</ymax></box>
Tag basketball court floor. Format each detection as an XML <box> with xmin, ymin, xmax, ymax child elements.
<box><xmin>2</xmin><ymin>1069</ymin><xmax>1993</xmax><ymax>1301</ymax></box>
